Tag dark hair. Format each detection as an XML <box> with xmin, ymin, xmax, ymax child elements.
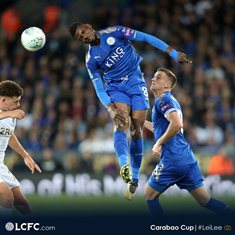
<box><xmin>69</xmin><ymin>22</ymin><xmax>83</xmax><ymax>38</ymax></box>
<box><xmin>157</xmin><ymin>68</ymin><xmax>177</xmax><ymax>89</ymax></box>
<box><xmin>0</xmin><ymin>80</ymin><xmax>23</xmax><ymax>97</ymax></box>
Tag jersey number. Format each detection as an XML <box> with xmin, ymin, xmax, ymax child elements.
<box><xmin>142</xmin><ymin>87</ymin><xmax>149</xmax><ymax>100</ymax></box>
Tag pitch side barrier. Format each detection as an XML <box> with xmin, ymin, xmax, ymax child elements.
<box><xmin>14</xmin><ymin>172</ymin><xmax>235</xmax><ymax>196</ymax></box>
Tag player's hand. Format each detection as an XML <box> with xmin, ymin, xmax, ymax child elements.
<box><xmin>107</xmin><ymin>104</ymin><xmax>128</xmax><ymax>127</ymax></box>
<box><xmin>152</xmin><ymin>141</ymin><xmax>162</xmax><ymax>157</ymax></box>
<box><xmin>24</xmin><ymin>155</ymin><xmax>42</xmax><ymax>174</ymax></box>
<box><xmin>177</xmin><ymin>52</ymin><xmax>192</xmax><ymax>64</ymax></box>
<box><xmin>6</xmin><ymin>109</ymin><xmax>25</xmax><ymax>119</ymax></box>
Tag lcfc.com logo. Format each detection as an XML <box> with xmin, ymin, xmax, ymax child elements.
<box><xmin>5</xmin><ymin>222</ymin><xmax>40</xmax><ymax>231</ymax></box>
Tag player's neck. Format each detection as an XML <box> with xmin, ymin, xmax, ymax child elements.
<box><xmin>90</xmin><ymin>32</ymin><xmax>100</xmax><ymax>46</ymax></box>
<box><xmin>155</xmin><ymin>89</ymin><xmax>170</xmax><ymax>97</ymax></box>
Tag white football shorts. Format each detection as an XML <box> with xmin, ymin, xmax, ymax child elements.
<box><xmin>0</xmin><ymin>164</ymin><xmax>20</xmax><ymax>189</ymax></box>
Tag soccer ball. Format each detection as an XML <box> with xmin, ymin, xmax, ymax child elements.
<box><xmin>21</xmin><ymin>27</ymin><xmax>46</xmax><ymax>51</ymax></box>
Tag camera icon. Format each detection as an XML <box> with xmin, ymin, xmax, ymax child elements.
<box><xmin>224</xmin><ymin>225</ymin><xmax>232</xmax><ymax>231</ymax></box>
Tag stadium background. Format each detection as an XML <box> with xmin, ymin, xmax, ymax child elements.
<box><xmin>0</xmin><ymin>0</ymin><xmax>234</xmax><ymax>230</ymax></box>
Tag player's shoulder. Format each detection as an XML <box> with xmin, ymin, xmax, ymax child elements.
<box><xmin>155</xmin><ymin>92</ymin><xmax>174</xmax><ymax>107</ymax></box>
<box><xmin>98</xmin><ymin>26</ymin><xmax>120</xmax><ymax>35</ymax></box>
<box><xmin>157</xmin><ymin>92</ymin><xmax>171</xmax><ymax>102</ymax></box>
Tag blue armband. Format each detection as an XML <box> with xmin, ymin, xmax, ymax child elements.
<box><xmin>169</xmin><ymin>49</ymin><xmax>179</xmax><ymax>61</ymax></box>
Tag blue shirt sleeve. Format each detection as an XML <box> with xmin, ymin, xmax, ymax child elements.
<box><xmin>116</xmin><ymin>26</ymin><xmax>179</xmax><ymax>61</ymax></box>
<box><xmin>156</xmin><ymin>95</ymin><xmax>177</xmax><ymax>117</ymax></box>
<box><xmin>86</xmin><ymin>50</ymin><xmax>111</xmax><ymax>107</ymax></box>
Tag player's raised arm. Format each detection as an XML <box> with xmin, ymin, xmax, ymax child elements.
<box><xmin>120</xmin><ymin>27</ymin><xmax>192</xmax><ymax>63</ymax></box>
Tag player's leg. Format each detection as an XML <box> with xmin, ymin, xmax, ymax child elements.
<box><xmin>190</xmin><ymin>186</ymin><xmax>234</xmax><ymax>215</ymax></box>
<box><xmin>179</xmin><ymin>162</ymin><xmax>234</xmax><ymax>215</ymax></box>
<box><xmin>144</xmin><ymin>163</ymin><xmax>174</xmax><ymax>216</ymax></box>
<box><xmin>124</xmin><ymin>109</ymin><xmax>147</xmax><ymax>200</ymax></box>
<box><xmin>144</xmin><ymin>184</ymin><xmax>164</xmax><ymax>217</ymax></box>
<box><xmin>0</xmin><ymin>181</ymin><xmax>14</xmax><ymax>216</ymax></box>
<box><xmin>130</xmin><ymin>109</ymin><xmax>147</xmax><ymax>182</ymax></box>
<box><xmin>112</xmin><ymin>102</ymin><xmax>132</xmax><ymax>183</ymax></box>
<box><xmin>11</xmin><ymin>186</ymin><xmax>33</xmax><ymax>215</ymax></box>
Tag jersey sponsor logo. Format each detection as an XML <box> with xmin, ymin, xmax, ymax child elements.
<box><xmin>121</xmin><ymin>27</ymin><xmax>134</xmax><ymax>36</ymax></box>
<box><xmin>0</xmin><ymin>127</ymin><xmax>14</xmax><ymax>136</ymax></box>
<box><xmin>160</xmin><ymin>101</ymin><xmax>170</xmax><ymax>112</ymax></box>
<box><xmin>105</xmin><ymin>46</ymin><xmax>125</xmax><ymax>68</ymax></box>
<box><xmin>106</xmin><ymin>37</ymin><xmax>115</xmax><ymax>45</ymax></box>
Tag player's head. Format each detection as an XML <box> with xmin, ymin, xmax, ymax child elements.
<box><xmin>151</xmin><ymin>68</ymin><xmax>177</xmax><ymax>93</ymax></box>
<box><xmin>69</xmin><ymin>22</ymin><xmax>96</xmax><ymax>43</ymax></box>
<box><xmin>0</xmin><ymin>80</ymin><xmax>23</xmax><ymax>111</ymax></box>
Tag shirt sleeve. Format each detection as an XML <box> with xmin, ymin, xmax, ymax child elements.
<box><xmin>117</xmin><ymin>26</ymin><xmax>179</xmax><ymax>61</ymax></box>
<box><xmin>156</xmin><ymin>95</ymin><xmax>177</xmax><ymax>117</ymax></box>
<box><xmin>86</xmin><ymin>51</ymin><xmax>111</xmax><ymax>107</ymax></box>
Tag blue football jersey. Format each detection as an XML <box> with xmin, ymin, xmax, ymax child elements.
<box><xmin>86</xmin><ymin>26</ymin><xmax>143</xmax><ymax>83</ymax></box>
<box><xmin>152</xmin><ymin>91</ymin><xmax>196</xmax><ymax>166</ymax></box>
<box><xmin>85</xmin><ymin>25</ymin><xmax>174</xmax><ymax>107</ymax></box>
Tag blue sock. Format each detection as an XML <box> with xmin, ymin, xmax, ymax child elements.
<box><xmin>114</xmin><ymin>130</ymin><xmax>128</xmax><ymax>167</ymax></box>
<box><xmin>147</xmin><ymin>199</ymin><xmax>164</xmax><ymax>217</ymax></box>
<box><xmin>130</xmin><ymin>138</ymin><xmax>143</xmax><ymax>183</ymax></box>
<box><xmin>204</xmin><ymin>198</ymin><xmax>235</xmax><ymax>215</ymax></box>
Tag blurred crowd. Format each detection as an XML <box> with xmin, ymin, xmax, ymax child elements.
<box><xmin>0</xmin><ymin>0</ymin><xmax>234</xmax><ymax>176</ymax></box>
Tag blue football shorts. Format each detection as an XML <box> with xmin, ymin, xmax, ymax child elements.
<box><xmin>106</xmin><ymin>71</ymin><xmax>149</xmax><ymax>111</ymax></box>
<box><xmin>148</xmin><ymin>161</ymin><xmax>204</xmax><ymax>193</ymax></box>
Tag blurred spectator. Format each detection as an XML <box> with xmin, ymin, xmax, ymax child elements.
<box><xmin>207</xmin><ymin>150</ymin><xmax>235</xmax><ymax>176</ymax></box>
<box><xmin>1</xmin><ymin>7</ymin><xmax>21</xmax><ymax>42</ymax></box>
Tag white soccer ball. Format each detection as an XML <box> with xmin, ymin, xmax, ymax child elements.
<box><xmin>21</xmin><ymin>27</ymin><xmax>46</xmax><ymax>51</ymax></box>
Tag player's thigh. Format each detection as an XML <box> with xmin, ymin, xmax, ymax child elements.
<box><xmin>113</xmin><ymin>102</ymin><xmax>131</xmax><ymax>117</ymax></box>
<box><xmin>190</xmin><ymin>185</ymin><xmax>211</xmax><ymax>206</ymax></box>
<box><xmin>131</xmin><ymin>109</ymin><xmax>148</xmax><ymax>126</ymax></box>
<box><xmin>0</xmin><ymin>164</ymin><xmax>20</xmax><ymax>189</ymax></box>
<box><xmin>130</xmin><ymin>110</ymin><xmax>147</xmax><ymax>139</ymax></box>
<box><xmin>147</xmin><ymin>164</ymin><xmax>177</xmax><ymax>195</ymax></box>
<box><xmin>0</xmin><ymin>181</ymin><xmax>14</xmax><ymax>207</ymax></box>
<box><xmin>144</xmin><ymin>184</ymin><xmax>161</xmax><ymax>200</ymax></box>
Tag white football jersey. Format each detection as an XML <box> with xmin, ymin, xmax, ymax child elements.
<box><xmin>0</xmin><ymin>117</ymin><xmax>16</xmax><ymax>162</ymax></box>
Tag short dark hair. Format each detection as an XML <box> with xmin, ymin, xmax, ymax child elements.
<box><xmin>157</xmin><ymin>68</ymin><xmax>177</xmax><ymax>89</ymax></box>
<box><xmin>69</xmin><ymin>22</ymin><xmax>83</xmax><ymax>38</ymax></box>
<box><xmin>0</xmin><ymin>80</ymin><xmax>23</xmax><ymax>97</ymax></box>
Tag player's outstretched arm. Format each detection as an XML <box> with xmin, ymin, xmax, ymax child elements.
<box><xmin>0</xmin><ymin>109</ymin><xmax>25</xmax><ymax>120</ymax></box>
<box><xmin>166</xmin><ymin>47</ymin><xmax>192</xmax><ymax>64</ymax></box>
<box><xmin>8</xmin><ymin>134</ymin><xmax>42</xmax><ymax>174</ymax></box>
<box><xmin>130</xmin><ymin>30</ymin><xmax>192</xmax><ymax>63</ymax></box>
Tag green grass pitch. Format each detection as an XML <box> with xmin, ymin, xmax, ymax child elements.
<box><xmin>27</xmin><ymin>194</ymin><xmax>235</xmax><ymax>216</ymax></box>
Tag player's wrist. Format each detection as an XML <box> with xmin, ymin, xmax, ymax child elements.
<box><xmin>169</xmin><ymin>49</ymin><xmax>179</xmax><ymax>61</ymax></box>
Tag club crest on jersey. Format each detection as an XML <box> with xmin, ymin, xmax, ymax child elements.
<box><xmin>107</xmin><ymin>37</ymin><xmax>115</xmax><ymax>45</ymax></box>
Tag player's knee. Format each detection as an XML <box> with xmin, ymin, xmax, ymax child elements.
<box><xmin>0</xmin><ymin>192</ymin><xmax>14</xmax><ymax>208</ymax></box>
<box><xmin>144</xmin><ymin>186</ymin><xmax>159</xmax><ymax>200</ymax></box>
<box><xmin>193</xmin><ymin>195</ymin><xmax>211</xmax><ymax>207</ymax></box>
<box><xmin>14</xmin><ymin>196</ymin><xmax>29</xmax><ymax>207</ymax></box>
<box><xmin>130</xmin><ymin>126</ymin><xmax>142</xmax><ymax>140</ymax></box>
